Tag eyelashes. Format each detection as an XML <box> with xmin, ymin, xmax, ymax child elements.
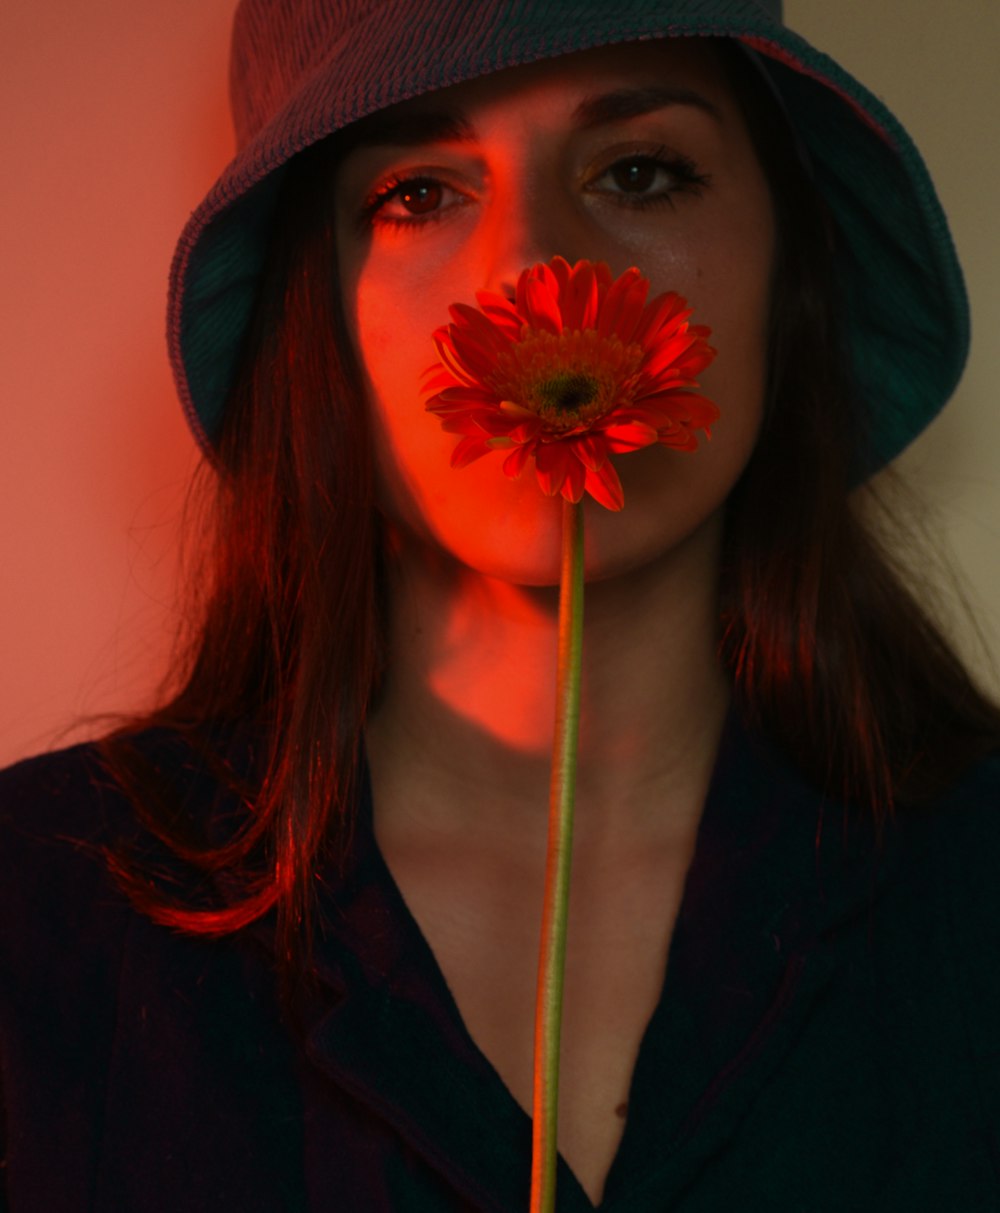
<box><xmin>360</xmin><ymin>172</ymin><xmax>470</xmax><ymax>231</ymax></box>
<box><xmin>359</xmin><ymin>147</ymin><xmax>712</xmax><ymax>232</ymax></box>
<box><xmin>586</xmin><ymin>148</ymin><xmax>712</xmax><ymax>210</ymax></box>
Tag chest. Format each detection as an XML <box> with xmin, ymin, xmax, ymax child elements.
<box><xmin>378</xmin><ymin>835</ymin><xmax>695</xmax><ymax>1204</ymax></box>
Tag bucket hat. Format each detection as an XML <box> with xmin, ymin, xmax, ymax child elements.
<box><xmin>168</xmin><ymin>0</ymin><xmax>969</xmax><ymax>474</ymax></box>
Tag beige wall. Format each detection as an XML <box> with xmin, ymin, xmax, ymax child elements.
<box><xmin>786</xmin><ymin>0</ymin><xmax>1000</xmax><ymax>690</ymax></box>
<box><xmin>1</xmin><ymin>0</ymin><xmax>997</xmax><ymax>768</ymax></box>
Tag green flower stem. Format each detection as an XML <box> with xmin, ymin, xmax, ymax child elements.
<box><xmin>530</xmin><ymin>497</ymin><xmax>585</xmax><ymax>1213</ymax></box>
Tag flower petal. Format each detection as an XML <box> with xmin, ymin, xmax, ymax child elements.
<box><xmin>498</xmin><ymin>399</ymin><xmax>538</xmax><ymax>421</ymax></box>
<box><xmin>474</xmin><ymin>289</ymin><xmax>524</xmax><ymax>335</ymax></box>
<box><xmin>502</xmin><ymin>442</ymin><xmax>533</xmax><ymax>478</ymax></box>
<box><xmin>450</xmin><ymin>302</ymin><xmax>516</xmax><ymax>358</ymax></box>
<box><xmin>422</xmin><ymin>366</ymin><xmax>463</xmax><ymax>393</ymax></box>
<box><xmin>450</xmin><ymin>435</ymin><xmax>492</xmax><ymax>467</ymax></box>
<box><xmin>573</xmin><ymin>432</ymin><xmax>609</xmax><ymax>471</ymax></box>
<box><xmin>517</xmin><ymin>261</ymin><xmax>557</xmax><ymax>315</ymax></box>
<box><xmin>601</xmin><ymin>420</ymin><xmax>659</xmax><ymax>453</ymax></box>
<box><xmin>520</xmin><ymin>275</ymin><xmax>563</xmax><ymax>334</ymax></box>
<box><xmin>439</xmin><ymin>415</ymin><xmax>497</xmax><ymax>436</ymax></box>
<box><xmin>597</xmin><ymin>268</ymin><xmax>648</xmax><ymax>343</ymax></box>
<box><xmin>639</xmin><ymin>330</ymin><xmax>702</xmax><ymax>381</ymax></box>
<box><xmin>655</xmin><ymin>428</ymin><xmax>700</xmax><ymax>452</ymax></box>
<box><xmin>549</xmin><ymin>256</ymin><xmax>573</xmax><ymax>294</ymax></box>
<box><xmin>633</xmin><ymin>291</ymin><xmax>689</xmax><ymax>347</ymax></box>
<box><xmin>434</xmin><ymin>331</ymin><xmax>492</xmax><ymax>386</ymax></box>
<box><xmin>562</xmin><ymin>260</ymin><xmax>599</xmax><ymax>331</ymax></box>
<box><xmin>560</xmin><ymin>456</ymin><xmax>587</xmax><ymax>503</ymax></box>
<box><xmin>446</xmin><ymin>328</ymin><xmax>511</xmax><ymax>383</ymax></box>
<box><xmin>632</xmin><ymin>390</ymin><xmax>721</xmax><ymax>431</ymax></box>
<box><xmin>431</xmin><ymin>386</ymin><xmax>500</xmax><ymax>407</ymax></box>
<box><xmin>533</xmin><ymin>440</ymin><xmax>572</xmax><ymax>496</ymax></box>
<box><xmin>584</xmin><ymin>460</ymin><xmax>624</xmax><ymax>511</ymax></box>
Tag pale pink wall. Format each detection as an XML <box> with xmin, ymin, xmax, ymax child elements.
<box><xmin>1</xmin><ymin>0</ymin><xmax>237</xmax><ymax>766</ymax></box>
<box><xmin>1</xmin><ymin>0</ymin><xmax>998</xmax><ymax>768</ymax></box>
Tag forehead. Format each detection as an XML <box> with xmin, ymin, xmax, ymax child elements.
<box><xmin>346</xmin><ymin>39</ymin><xmax>734</xmax><ymax>140</ymax></box>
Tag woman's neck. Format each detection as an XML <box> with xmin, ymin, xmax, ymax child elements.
<box><xmin>365</xmin><ymin>513</ymin><xmax>729</xmax><ymax>857</ymax></box>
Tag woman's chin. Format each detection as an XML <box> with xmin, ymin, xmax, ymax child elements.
<box><xmin>380</xmin><ymin>439</ymin><xmax>737</xmax><ymax>589</ymax></box>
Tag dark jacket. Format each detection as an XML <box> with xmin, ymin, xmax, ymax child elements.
<box><xmin>1</xmin><ymin>716</ymin><xmax>999</xmax><ymax>1211</ymax></box>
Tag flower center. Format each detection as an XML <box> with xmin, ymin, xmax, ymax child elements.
<box><xmin>536</xmin><ymin>372</ymin><xmax>601</xmax><ymax>414</ymax></box>
<box><xmin>491</xmin><ymin>329</ymin><xmax>644</xmax><ymax>434</ymax></box>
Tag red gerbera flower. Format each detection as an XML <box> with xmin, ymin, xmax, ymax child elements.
<box><xmin>423</xmin><ymin>256</ymin><xmax>719</xmax><ymax>511</ymax></box>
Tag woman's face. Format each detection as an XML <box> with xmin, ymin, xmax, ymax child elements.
<box><xmin>334</xmin><ymin>39</ymin><xmax>775</xmax><ymax>585</ymax></box>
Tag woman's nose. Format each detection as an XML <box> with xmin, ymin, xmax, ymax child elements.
<box><xmin>480</xmin><ymin>179</ymin><xmax>581</xmax><ymax>297</ymax></box>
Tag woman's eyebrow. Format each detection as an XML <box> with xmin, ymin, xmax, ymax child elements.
<box><xmin>571</xmin><ymin>86</ymin><xmax>723</xmax><ymax>127</ymax></box>
<box><xmin>343</xmin><ymin>84</ymin><xmax>721</xmax><ymax>155</ymax></box>
<box><xmin>344</xmin><ymin>110</ymin><xmax>476</xmax><ymax>151</ymax></box>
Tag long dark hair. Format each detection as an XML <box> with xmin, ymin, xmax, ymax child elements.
<box><xmin>99</xmin><ymin>39</ymin><xmax>1000</xmax><ymax>982</ymax></box>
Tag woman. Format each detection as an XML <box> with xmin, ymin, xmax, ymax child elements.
<box><xmin>2</xmin><ymin>1</ymin><xmax>999</xmax><ymax>1209</ymax></box>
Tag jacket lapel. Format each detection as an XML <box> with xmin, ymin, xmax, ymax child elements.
<box><xmin>601</xmin><ymin>714</ymin><xmax>893</xmax><ymax>1209</ymax></box>
<box><xmin>255</xmin><ymin>716</ymin><xmax>891</xmax><ymax>1211</ymax></box>
<box><xmin>293</xmin><ymin>768</ymin><xmax>591</xmax><ymax>1211</ymax></box>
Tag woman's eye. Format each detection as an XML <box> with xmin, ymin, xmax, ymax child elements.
<box><xmin>393</xmin><ymin>179</ymin><xmax>443</xmax><ymax>215</ymax></box>
<box><xmin>589</xmin><ymin>153</ymin><xmax>710</xmax><ymax>208</ymax></box>
<box><xmin>364</xmin><ymin>175</ymin><xmax>466</xmax><ymax>228</ymax></box>
<box><xmin>610</xmin><ymin>159</ymin><xmax>660</xmax><ymax>193</ymax></box>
